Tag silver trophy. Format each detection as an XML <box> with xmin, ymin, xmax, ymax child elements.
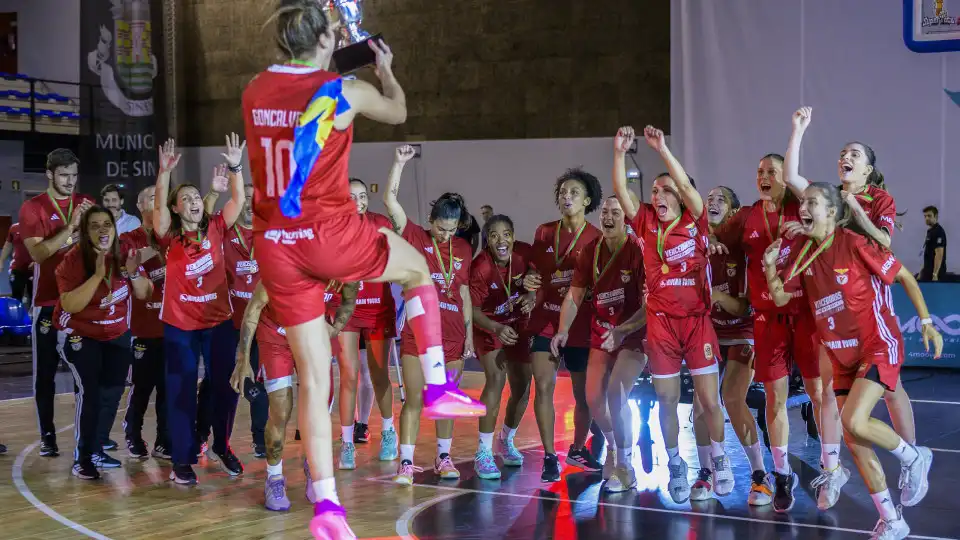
<box><xmin>327</xmin><ymin>0</ymin><xmax>381</xmax><ymax>74</ymax></box>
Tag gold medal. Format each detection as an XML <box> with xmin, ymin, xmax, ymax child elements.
<box><xmin>661</xmin><ymin>263</ymin><xmax>669</xmax><ymax>274</ymax></box>
<box><xmin>66</xmin><ymin>234</ymin><xmax>73</xmax><ymax>246</ymax></box>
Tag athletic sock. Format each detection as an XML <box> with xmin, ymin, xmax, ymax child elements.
<box><xmin>437</xmin><ymin>438</ymin><xmax>453</xmax><ymax>457</ymax></box>
<box><xmin>266</xmin><ymin>460</ymin><xmax>283</xmax><ymax>477</ymax></box>
<box><xmin>400</xmin><ymin>444</ymin><xmax>415</xmax><ymax>463</ymax></box>
<box><xmin>710</xmin><ymin>439</ymin><xmax>725</xmax><ymax>459</ymax></box>
<box><xmin>871</xmin><ymin>489</ymin><xmax>899</xmax><ymax>521</ymax></box>
<box><xmin>382</xmin><ymin>416</ymin><xmax>395</xmax><ymax>432</ymax></box>
<box><xmin>772</xmin><ymin>445</ymin><xmax>791</xmax><ymax>475</ymax></box>
<box><xmin>341</xmin><ymin>425</ymin><xmax>354</xmax><ymax>442</ymax></box>
<box><xmin>314</xmin><ymin>477</ymin><xmax>340</xmax><ymax>505</ymax></box>
<box><xmin>500</xmin><ymin>425</ymin><xmax>517</xmax><ymax>441</ymax></box>
<box><xmin>403</xmin><ymin>285</ymin><xmax>446</xmax><ymax>386</ymax></box>
<box><xmin>478</xmin><ymin>432</ymin><xmax>494</xmax><ymax>451</ymax></box>
<box><xmin>821</xmin><ymin>443</ymin><xmax>841</xmax><ymax>470</ymax></box>
<box><xmin>616</xmin><ymin>446</ymin><xmax>632</xmax><ymax>465</ymax></box>
<box><xmin>667</xmin><ymin>446</ymin><xmax>680</xmax><ymax>464</ymax></box>
<box><xmin>743</xmin><ymin>441</ymin><xmax>765</xmax><ymax>473</ymax></box>
<box><xmin>697</xmin><ymin>445</ymin><xmax>713</xmax><ymax>470</ymax></box>
<box><xmin>890</xmin><ymin>438</ymin><xmax>919</xmax><ymax>465</ymax></box>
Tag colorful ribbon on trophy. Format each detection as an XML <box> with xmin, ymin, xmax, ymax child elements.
<box><xmin>280</xmin><ymin>77</ymin><xmax>353</xmax><ymax>218</ymax></box>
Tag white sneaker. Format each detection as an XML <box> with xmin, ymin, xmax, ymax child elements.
<box><xmin>602</xmin><ymin>450</ymin><xmax>616</xmax><ymax>481</ymax></box>
<box><xmin>747</xmin><ymin>470</ymin><xmax>773</xmax><ymax>506</ymax></box>
<box><xmin>711</xmin><ymin>454</ymin><xmax>734</xmax><ymax>496</ymax></box>
<box><xmin>870</xmin><ymin>506</ymin><xmax>910</xmax><ymax>540</ymax></box>
<box><xmin>606</xmin><ymin>464</ymin><xmax>637</xmax><ymax>493</ymax></box>
<box><xmin>811</xmin><ymin>465</ymin><xmax>850</xmax><ymax>510</ymax></box>
<box><xmin>667</xmin><ymin>457</ymin><xmax>690</xmax><ymax>503</ymax></box>
<box><xmin>899</xmin><ymin>446</ymin><xmax>932</xmax><ymax>507</ymax></box>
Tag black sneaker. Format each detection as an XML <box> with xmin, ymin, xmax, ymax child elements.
<box><xmin>354</xmin><ymin>422</ymin><xmax>370</xmax><ymax>443</ymax></box>
<box><xmin>72</xmin><ymin>460</ymin><xmax>100</xmax><ymax>480</ymax></box>
<box><xmin>253</xmin><ymin>443</ymin><xmax>266</xmax><ymax>459</ymax></box>
<box><xmin>772</xmin><ymin>470</ymin><xmax>798</xmax><ymax>513</ymax></box>
<box><xmin>0</xmin><ymin>442</ymin><xmax>6</xmax><ymax>454</ymax></box>
<box><xmin>295</xmin><ymin>429</ymin><xmax>301</xmax><ymax>441</ymax></box>
<box><xmin>213</xmin><ymin>448</ymin><xmax>244</xmax><ymax>476</ymax></box>
<box><xmin>101</xmin><ymin>439</ymin><xmax>119</xmax><ymax>452</ymax></box>
<box><xmin>542</xmin><ymin>453</ymin><xmax>561</xmax><ymax>482</ymax></box>
<box><xmin>169</xmin><ymin>463</ymin><xmax>197</xmax><ymax>485</ymax></box>
<box><xmin>564</xmin><ymin>445</ymin><xmax>602</xmax><ymax>472</ymax></box>
<box><xmin>93</xmin><ymin>451</ymin><xmax>122</xmax><ymax>469</ymax></box>
<box><xmin>39</xmin><ymin>433</ymin><xmax>59</xmax><ymax>457</ymax></box>
<box><xmin>152</xmin><ymin>443</ymin><xmax>171</xmax><ymax>460</ymax></box>
<box><xmin>127</xmin><ymin>438</ymin><xmax>149</xmax><ymax>459</ymax></box>
<box><xmin>587</xmin><ymin>434</ymin><xmax>605</xmax><ymax>462</ymax></box>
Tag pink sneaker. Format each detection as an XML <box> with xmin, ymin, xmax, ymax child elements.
<box><xmin>309</xmin><ymin>500</ymin><xmax>356</xmax><ymax>540</ymax></box>
<box><xmin>422</xmin><ymin>379</ymin><xmax>486</xmax><ymax>420</ymax></box>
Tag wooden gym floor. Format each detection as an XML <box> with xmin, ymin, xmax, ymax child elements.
<box><xmin>1</xmin><ymin>368</ymin><xmax>960</xmax><ymax>539</ymax></box>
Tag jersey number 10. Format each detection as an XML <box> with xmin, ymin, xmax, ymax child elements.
<box><xmin>261</xmin><ymin>137</ymin><xmax>295</xmax><ymax>197</ymax></box>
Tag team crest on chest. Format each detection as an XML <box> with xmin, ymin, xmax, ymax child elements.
<box><xmin>726</xmin><ymin>262</ymin><xmax>737</xmax><ymax>277</ymax></box>
<box><xmin>687</xmin><ymin>224</ymin><xmax>697</xmax><ymax>237</ymax></box>
<box><xmin>453</xmin><ymin>256</ymin><xmax>463</xmax><ymax>271</ymax></box>
<box><xmin>834</xmin><ymin>268</ymin><xmax>849</xmax><ymax>285</ymax></box>
<box><xmin>69</xmin><ymin>335</ymin><xmax>83</xmax><ymax>351</ymax></box>
<box><xmin>620</xmin><ymin>270</ymin><xmax>631</xmax><ymax>283</ymax></box>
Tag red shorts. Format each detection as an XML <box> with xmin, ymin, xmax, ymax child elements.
<box><xmin>400</xmin><ymin>336</ymin><xmax>464</xmax><ymax>364</ymax></box>
<box><xmin>753</xmin><ymin>310</ymin><xmax>819</xmax><ymax>383</ymax></box>
<box><xmin>830</xmin><ymin>346</ymin><xmax>904</xmax><ymax>396</ymax></box>
<box><xmin>260</xmin><ymin>337</ymin><xmax>340</xmax><ymax>382</ymax></box>
<box><xmin>719</xmin><ymin>343</ymin><xmax>755</xmax><ymax>366</ymax></box>
<box><xmin>342</xmin><ymin>316</ymin><xmax>396</xmax><ymax>340</ymax></box>
<box><xmin>255</xmin><ymin>212</ymin><xmax>391</xmax><ymax>328</ymax></box>
<box><xmin>475</xmin><ymin>331</ymin><xmax>530</xmax><ymax>363</ymax></box>
<box><xmin>645</xmin><ymin>312</ymin><xmax>719</xmax><ymax>378</ymax></box>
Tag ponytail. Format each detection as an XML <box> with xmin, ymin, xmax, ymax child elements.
<box><xmin>868</xmin><ymin>169</ymin><xmax>885</xmax><ymax>189</ymax></box>
<box><xmin>429</xmin><ymin>192</ymin><xmax>469</xmax><ymax>229</ymax></box>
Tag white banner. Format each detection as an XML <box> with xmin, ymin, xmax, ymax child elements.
<box><xmin>671</xmin><ymin>0</ymin><xmax>960</xmax><ymax>271</ymax></box>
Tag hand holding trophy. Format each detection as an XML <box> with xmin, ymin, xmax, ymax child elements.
<box><xmin>325</xmin><ymin>0</ymin><xmax>384</xmax><ymax>75</ymax></box>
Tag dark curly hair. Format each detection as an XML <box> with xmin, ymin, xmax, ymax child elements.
<box><xmin>554</xmin><ymin>167</ymin><xmax>603</xmax><ymax>214</ymax></box>
<box><xmin>429</xmin><ymin>192</ymin><xmax>470</xmax><ymax>230</ymax></box>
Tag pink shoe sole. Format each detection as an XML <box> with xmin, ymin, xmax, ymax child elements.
<box><xmin>309</xmin><ymin>515</ymin><xmax>356</xmax><ymax>540</ymax></box>
<box><xmin>423</xmin><ymin>400</ymin><xmax>487</xmax><ymax>420</ymax></box>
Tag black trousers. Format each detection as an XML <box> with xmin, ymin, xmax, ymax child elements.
<box><xmin>123</xmin><ymin>337</ymin><xmax>168</xmax><ymax>447</ymax></box>
<box><xmin>10</xmin><ymin>269</ymin><xmax>32</xmax><ymax>307</ymax></box>
<box><xmin>33</xmin><ymin>306</ymin><xmax>61</xmax><ymax>437</ymax></box>
<box><xmin>196</xmin><ymin>336</ymin><xmax>267</xmax><ymax>447</ymax></box>
<box><xmin>60</xmin><ymin>334</ymin><xmax>130</xmax><ymax>461</ymax></box>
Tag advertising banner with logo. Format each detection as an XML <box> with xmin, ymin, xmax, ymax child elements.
<box><xmin>79</xmin><ymin>0</ymin><xmax>167</xmax><ymax>208</ymax></box>
<box><xmin>893</xmin><ymin>283</ymin><xmax>960</xmax><ymax>368</ymax></box>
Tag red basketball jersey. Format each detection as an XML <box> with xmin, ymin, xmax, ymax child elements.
<box><xmin>242</xmin><ymin>64</ymin><xmax>356</xmax><ymax>231</ymax></box>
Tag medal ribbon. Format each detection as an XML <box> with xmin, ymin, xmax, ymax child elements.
<box><xmin>656</xmin><ymin>215</ymin><xmax>682</xmax><ymax>269</ymax></box>
<box><xmin>495</xmin><ymin>255</ymin><xmax>513</xmax><ymax>298</ymax></box>
<box><xmin>432</xmin><ymin>236</ymin><xmax>455</xmax><ymax>292</ymax></box>
<box><xmin>182</xmin><ymin>228</ymin><xmax>205</xmax><ymax>247</ymax></box>
<box><xmin>47</xmin><ymin>192</ymin><xmax>73</xmax><ymax>225</ymax></box>
<box><xmin>233</xmin><ymin>225</ymin><xmax>255</xmax><ymax>260</ymax></box>
<box><xmin>763</xmin><ymin>206</ymin><xmax>784</xmax><ymax>242</ymax></box>
<box><xmin>554</xmin><ymin>220</ymin><xmax>587</xmax><ymax>267</ymax></box>
<box><xmin>786</xmin><ymin>233</ymin><xmax>835</xmax><ymax>282</ymax></box>
<box><xmin>594</xmin><ymin>237</ymin><xmax>626</xmax><ymax>283</ymax></box>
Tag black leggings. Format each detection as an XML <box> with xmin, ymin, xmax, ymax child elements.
<box><xmin>124</xmin><ymin>337</ymin><xmax>168</xmax><ymax>447</ymax></box>
<box><xmin>60</xmin><ymin>334</ymin><xmax>130</xmax><ymax>462</ymax></box>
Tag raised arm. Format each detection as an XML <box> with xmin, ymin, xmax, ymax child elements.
<box><xmin>383</xmin><ymin>145</ymin><xmax>415</xmax><ymax>234</ymax></box>
<box><xmin>896</xmin><ymin>266</ymin><xmax>943</xmax><ymax>357</ymax></box>
<box><xmin>340</xmin><ymin>41</ymin><xmax>406</xmax><ymax>126</ymax></box>
<box><xmin>219</xmin><ymin>133</ymin><xmax>247</xmax><ymax>227</ymax></box>
<box><xmin>643</xmin><ymin>126</ymin><xmax>703</xmax><ymax>218</ymax></box>
<box><xmin>784</xmin><ymin>107</ymin><xmax>812</xmax><ymax>197</ymax></box>
<box><xmin>153</xmin><ymin>139</ymin><xmax>182</xmax><ymax>237</ymax></box>
<box><xmin>203</xmin><ymin>188</ymin><xmax>220</xmax><ymax>215</ymax></box>
<box><xmin>761</xmin><ymin>239</ymin><xmax>794</xmax><ymax>308</ymax></box>
<box><xmin>613</xmin><ymin>127</ymin><xmax>639</xmax><ymax>220</ymax></box>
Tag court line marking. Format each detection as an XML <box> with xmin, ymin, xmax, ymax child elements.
<box><xmin>395</xmin><ymin>491</ymin><xmax>462</xmax><ymax>540</ymax></box>
<box><xmin>365</xmin><ymin>440</ymin><xmax>559</xmax><ymax>482</ymax></box>
<box><xmin>368</xmin><ymin>477</ymin><xmax>957</xmax><ymax>540</ymax></box>
<box><xmin>911</xmin><ymin>399</ymin><xmax>960</xmax><ymax>406</ymax></box>
<box><xmin>930</xmin><ymin>447</ymin><xmax>960</xmax><ymax>454</ymax></box>
<box><xmin>12</xmin><ymin>423</ymin><xmax>113</xmax><ymax>540</ymax></box>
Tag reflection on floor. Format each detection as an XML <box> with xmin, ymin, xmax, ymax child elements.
<box><xmin>0</xmin><ymin>368</ymin><xmax>958</xmax><ymax>539</ymax></box>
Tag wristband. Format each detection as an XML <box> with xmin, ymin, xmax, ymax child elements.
<box><xmin>228</xmin><ymin>163</ymin><xmax>243</xmax><ymax>173</ymax></box>
<box><xmin>920</xmin><ymin>317</ymin><xmax>933</xmax><ymax>327</ymax></box>
<box><xmin>129</xmin><ymin>272</ymin><xmax>141</xmax><ymax>280</ymax></box>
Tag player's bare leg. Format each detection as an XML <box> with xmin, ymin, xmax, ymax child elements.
<box><xmin>530</xmin><ymin>351</ymin><xmax>561</xmax><ymax>482</ymax></box>
<box><xmin>394</xmin><ymin>353</ymin><xmax>425</xmax><ymax>485</ymax></box>
<box><xmin>434</xmin><ymin>360</ymin><xmax>464</xmax><ymax>479</ymax></box>
<box><xmin>604</xmin><ymin>349</ymin><xmax>646</xmax><ymax>492</ymax></box>
<box><xmin>263</xmin><ymin>385</ymin><xmax>294</xmax><ymax>511</ymax></box>
<box><xmin>585</xmin><ymin>351</ymin><xmax>613</xmax><ymax>478</ymax></box>
<box><xmin>721</xmin><ymin>351</ymin><xmax>772</xmax><ymax>506</ymax></box>
<box><xmin>336</xmin><ymin>332</ymin><xmax>362</xmax><ymax>469</ymax></box>
<box><xmin>369</xmin><ymin>228</ymin><xmax>485</xmax><ymax>419</ymax></box>
<box><xmin>811</xmin><ymin>349</ymin><xmax>850</xmax><ymax>510</ymax></box>
<box><xmin>651</xmin><ymin>375</ymin><xmax>689</xmax><ymax>503</ymax></box>
<box><xmin>475</xmin><ymin>350</ymin><xmax>509</xmax><ymax>479</ymax></box>
<box><xmin>366</xmin><ymin>337</ymin><xmax>398</xmax><ymax>460</ymax></box>
<box><xmin>692</xmin><ymin>371</ymin><xmax>734</xmax><ymax>497</ymax></box>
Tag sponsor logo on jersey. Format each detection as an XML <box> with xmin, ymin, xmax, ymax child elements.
<box><xmin>264</xmin><ymin>228</ymin><xmax>315</xmax><ymax>244</ymax></box>
<box><xmin>881</xmin><ymin>255</ymin><xmax>896</xmax><ymax>275</ymax></box>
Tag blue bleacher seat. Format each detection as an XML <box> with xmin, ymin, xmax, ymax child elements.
<box><xmin>0</xmin><ymin>297</ymin><xmax>31</xmax><ymax>336</ymax></box>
